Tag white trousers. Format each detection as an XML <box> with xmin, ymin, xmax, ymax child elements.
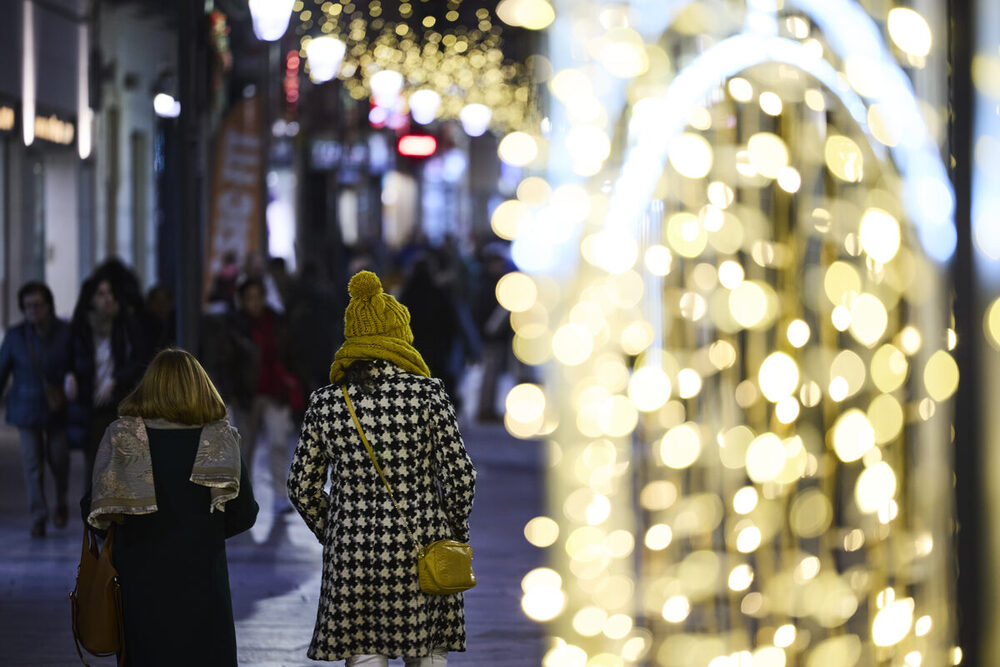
<box><xmin>232</xmin><ymin>395</ymin><xmax>293</xmax><ymax>502</ymax></box>
<box><xmin>345</xmin><ymin>649</ymin><xmax>448</xmax><ymax>666</ymax></box>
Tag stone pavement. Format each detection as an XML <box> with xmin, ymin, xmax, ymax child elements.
<box><xmin>0</xmin><ymin>419</ymin><xmax>544</xmax><ymax>666</ymax></box>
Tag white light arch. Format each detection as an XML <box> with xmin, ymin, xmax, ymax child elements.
<box><xmin>607</xmin><ymin>0</ymin><xmax>955</xmax><ymax>263</ymax></box>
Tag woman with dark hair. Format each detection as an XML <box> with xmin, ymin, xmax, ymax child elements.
<box><xmin>67</xmin><ymin>268</ymin><xmax>153</xmax><ymax>492</ymax></box>
<box><xmin>288</xmin><ymin>271</ymin><xmax>476</xmax><ymax>666</ymax></box>
<box><xmin>84</xmin><ymin>348</ymin><xmax>258</xmax><ymax>666</ymax></box>
<box><xmin>145</xmin><ymin>284</ymin><xmax>176</xmax><ymax>352</ymax></box>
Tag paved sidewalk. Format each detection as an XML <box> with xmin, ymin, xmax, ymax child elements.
<box><xmin>0</xmin><ymin>420</ymin><xmax>544</xmax><ymax>666</ymax></box>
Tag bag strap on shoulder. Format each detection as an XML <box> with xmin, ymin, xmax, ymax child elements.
<box><xmin>341</xmin><ymin>386</ymin><xmax>423</xmax><ymax>556</ymax></box>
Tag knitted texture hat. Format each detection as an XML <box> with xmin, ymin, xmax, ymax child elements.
<box><xmin>343</xmin><ymin>270</ymin><xmax>413</xmax><ymax>341</ymax></box>
<box><xmin>329</xmin><ymin>271</ymin><xmax>431</xmax><ymax>383</ymax></box>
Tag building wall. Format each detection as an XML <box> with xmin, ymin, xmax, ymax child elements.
<box><xmin>94</xmin><ymin>2</ymin><xmax>175</xmax><ymax>288</ymax></box>
<box><xmin>0</xmin><ymin>3</ymin><xmax>23</xmax><ymax>100</ymax></box>
<box><xmin>34</xmin><ymin>2</ymin><xmax>78</xmax><ymax>117</ymax></box>
<box><xmin>44</xmin><ymin>149</ymin><xmax>78</xmax><ymax>318</ymax></box>
<box><xmin>0</xmin><ymin>0</ymin><xmax>86</xmax><ymax>325</ymax></box>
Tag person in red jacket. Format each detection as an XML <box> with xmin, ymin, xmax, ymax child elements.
<box><xmin>229</xmin><ymin>277</ymin><xmax>301</xmax><ymax>515</ymax></box>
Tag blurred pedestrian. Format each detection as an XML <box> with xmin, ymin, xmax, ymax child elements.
<box><xmin>241</xmin><ymin>251</ymin><xmax>285</xmax><ymax>314</ymax></box>
<box><xmin>285</xmin><ymin>260</ymin><xmax>342</xmax><ymax>401</ymax></box>
<box><xmin>230</xmin><ymin>277</ymin><xmax>301</xmax><ymax>514</ymax></box>
<box><xmin>474</xmin><ymin>243</ymin><xmax>514</xmax><ymax>422</ymax></box>
<box><xmin>399</xmin><ymin>254</ymin><xmax>461</xmax><ymax>403</ymax></box>
<box><xmin>91</xmin><ymin>258</ymin><xmax>147</xmax><ymax>320</ymax></box>
<box><xmin>83</xmin><ymin>348</ymin><xmax>258</xmax><ymax>667</ymax></box>
<box><xmin>288</xmin><ymin>270</ymin><xmax>476</xmax><ymax>665</ymax></box>
<box><xmin>145</xmin><ymin>284</ymin><xmax>176</xmax><ymax>352</ymax></box>
<box><xmin>435</xmin><ymin>237</ymin><xmax>482</xmax><ymax>415</ymax></box>
<box><xmin>268</xmin><ymin>256</ymin><xmax>294</xmax><ymax>311</ymax></box>
<box><xmin>0</xmin><ymin>281</ymin><xmax>73</xmax><ymax>537</ymax></box>
<box><xmin>206</xmin><ymin>250</ymin><xmax>241</xmax><ymax>311</ymax></box>
<box><xmin>67</xmin><ymin>266</ymin><xmax>153</xmax><ymax>493</ymax></box>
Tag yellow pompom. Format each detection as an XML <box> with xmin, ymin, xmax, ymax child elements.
<box><xmin>348</xmin><ymin>270</ymin><xmax>383</xmax><ymax>300</ymax></box>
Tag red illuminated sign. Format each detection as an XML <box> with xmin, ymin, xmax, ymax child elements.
<box><xmin>397</xmin><ymin>134</ymin><xmax>437</xmax><ymax>157</ymax></box>
<box><xmin>285</xmin><ymin>50</ymin><xmax>300</xmax><ymax>114</ymax></box>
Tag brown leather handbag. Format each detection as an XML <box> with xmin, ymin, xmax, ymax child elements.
<box><xmin>70</xmin><ymin>525</ymin><xmax>125</xmax><ymax>666</ymax></box>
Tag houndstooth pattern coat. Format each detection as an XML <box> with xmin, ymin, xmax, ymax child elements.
<box><xmin>288</xmin><ymin>360</ymin><xmax>476</xmax><ymax>661</ymax></box>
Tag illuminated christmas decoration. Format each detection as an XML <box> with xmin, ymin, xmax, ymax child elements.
<box><xmin>295</xmin><ymin>0</ymin><xmax>534</xmax><ymax>132</ymax></box>
<box><xmin>248</xmin><ymin>0</ymin><xmax>296</xmax><ymax>42</ymax></box>
<box><xmin>408</xmin><ymin>88</ymin><xmax>442</xmax><ymax>125</ymax></box>
<box><xmin>459</xmin><ymin>102</ymin><xmax>491</xmax><ymax>137</ymax></box>
<box><xmin>501</xmin><ymin>1</ymin><xmax>959</xmax><ymax>665</ymax></box>
<box><xmin>304</xmin><ymin>35</ymin><xmax>346</xmax><ymax>83</ymax></box>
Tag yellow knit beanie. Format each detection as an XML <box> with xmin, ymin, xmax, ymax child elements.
<box><xmin>329</xmin><ymin>270</ymin><xmax>430</xmax><ymax>382</ymax></box>
<box><xmin>344</xmin><ymin>270</ymin><xmax>414</xmax><ymax>342</ymax></box>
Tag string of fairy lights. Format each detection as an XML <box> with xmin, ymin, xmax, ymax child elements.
<box><xmin>291</xmin><ymin>0</ymin><xmax>538</xmax><ymax>131</ymax></box>
<box><xmin>490</xmin><ymin>2</ymin><xmax>961</xmax><ymax>666</ymax></box>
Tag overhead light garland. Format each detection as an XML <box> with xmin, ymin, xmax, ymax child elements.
<box><xmin>293</xmin><ymin>0</ymin><xmax>536</xmax><ymax>132</ymax></box>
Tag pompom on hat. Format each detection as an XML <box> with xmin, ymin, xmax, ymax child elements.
<box><xmin>329</xmin><ymin>271</ymin><xmax>431</xmax><ymax>383</ymax></box>
<box><xmin>344</xmin><ymin>271</ymin><xmax>414</xmax><ymax>341</ymax></box>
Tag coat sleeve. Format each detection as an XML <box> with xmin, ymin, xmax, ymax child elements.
<box><xmin>70</xmin><ymin>325</ymin><xmax>94</xmax><ymax>402</ymax></box>
<box><xmin>429</xmin><ymin>379</ymin><xmax>476</xmax><ymax>542</ymax></box>
<box><xmin>0</xmin><ymin>328</ymin><xmax>14</xmax><ymax>393</ymax></box>
<box><xmin>224</xmin><ymin>456</ymin><xmax>259</xmax><ymax>538</ymax></box>
<box><xmin>113</xmin><ymin>318</ymin><xmax>152</xmax><ymax>396</ymax></box>
<box><xmin>288</xmin><ymin>392</ymin><xmax>331</xmax><ymax>541</ymax></box>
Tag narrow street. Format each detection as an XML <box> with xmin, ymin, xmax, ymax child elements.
<box><xmin>0</xmin><ymin>420</ymin><xmax>544</xmax><ymax>666</ymax></box>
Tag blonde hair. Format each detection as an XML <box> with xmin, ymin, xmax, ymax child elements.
<box><xmin>118</xmin><ymin>348</ymin><xmax>228</xmax><ymax>424</ymax></box>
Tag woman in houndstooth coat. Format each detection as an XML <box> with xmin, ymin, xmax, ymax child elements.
<box><xmin>288</xmin><ymin>271</ymin><xmax>476</xmax><ymax>666</ymax></box>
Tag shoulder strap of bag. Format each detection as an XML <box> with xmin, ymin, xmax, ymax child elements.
<box><xmin>341</xmin><ymin>385</ymin><xmax>423</xmax><ymax>556</ymax></box>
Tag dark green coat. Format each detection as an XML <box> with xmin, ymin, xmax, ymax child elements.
<box><xmin>111</xmin><ymin>426</ymin><xmax>258</xmax><ymax>666</ymax></box>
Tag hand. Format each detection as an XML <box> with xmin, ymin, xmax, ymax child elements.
<box><xmin>63</xmin><ymin>374</ymin><xmax>78</xmax><ymax>402</ymax></box>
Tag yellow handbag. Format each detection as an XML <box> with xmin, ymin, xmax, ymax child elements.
<box><xmin>418</xmin><ymin>539</ymin><xmax>476</xmax><ymax>594</ymax></box>
<box><xmin>342</xmin><ymin>386</ymin><xmax>477</xmax><ymax>595</ymax></box>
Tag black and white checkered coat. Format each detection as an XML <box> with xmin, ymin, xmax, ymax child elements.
<box><xmin>288</xmin><ymin>360</ymin><xmax>476</xmax><ymax>661</ymax></box>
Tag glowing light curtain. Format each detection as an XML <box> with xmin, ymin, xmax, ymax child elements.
<box><xmin>500</xmin><ymin>2</ymin><xmax>959</xmax><ymax>665</ymax></box>
<box><xmin>971</xmin><ymin>0</ymin><xmax>1000</xmax><ymax>663</ymax></box>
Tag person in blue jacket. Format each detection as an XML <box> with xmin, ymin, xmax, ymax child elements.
<box><xmin>0</xmin><ymin>281</ymin><xmax>74</xmax><ymax>537</ymax></box>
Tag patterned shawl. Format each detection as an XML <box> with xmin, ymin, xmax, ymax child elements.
<box><xmin>87</xmin><ymin>416</ymin><xmax>242</xmax><ymax>530</ymax></box>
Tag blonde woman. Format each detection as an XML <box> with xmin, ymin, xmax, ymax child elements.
<box><xmin>84</xmin><ymin>348</ymin><xmax>258</xmax><ymax>667</ymax></box>
<box><xmin>289</xmin><ymin>271</ymin><xmax>476</xmax><ymax>666</ymax></box>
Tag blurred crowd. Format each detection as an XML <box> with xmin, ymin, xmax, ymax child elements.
<box><xmin>1</xmin><ymin>233</ymin><xmax>528</xmax><ymax>536</ymax></box>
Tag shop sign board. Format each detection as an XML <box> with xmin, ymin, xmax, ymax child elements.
<box><xmin>0</xmin><ymin>105</ymin><xmax>14</xmax><ymax>132</ymax></box>
<box><xmin>204</xmin><ymin>95</ymin><xmax>263</xmax><ymax>302</ymax></box>
<box><xmin>34</xmin><ymin>113</ymin><xmax>74</xmax><ymax>145</ymax></box>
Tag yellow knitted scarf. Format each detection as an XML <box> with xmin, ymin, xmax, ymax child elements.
<box><xmin>328</xmin><ymin>334</ymin><xmax>431</xmax><ymax>384</ymax></box>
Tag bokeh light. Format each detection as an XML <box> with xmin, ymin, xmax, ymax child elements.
<box><xmin>757</xmin><ymin>353</ymin><xmax>799</xmax><ymax>402</ymax></box>
<box><xmin>498</xmin><ymin>131</ymin><xmax>539</xmax><ymax>166</ymax></box>
<box><xmin>496</xmin><ymin>2</ymin><xmax>958</xmax><ymax>663</ymax></box>
<box><xmin>887</xmin><ymin>8</ymin><xmax>932</xmax><ymax>57</ymax></box>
